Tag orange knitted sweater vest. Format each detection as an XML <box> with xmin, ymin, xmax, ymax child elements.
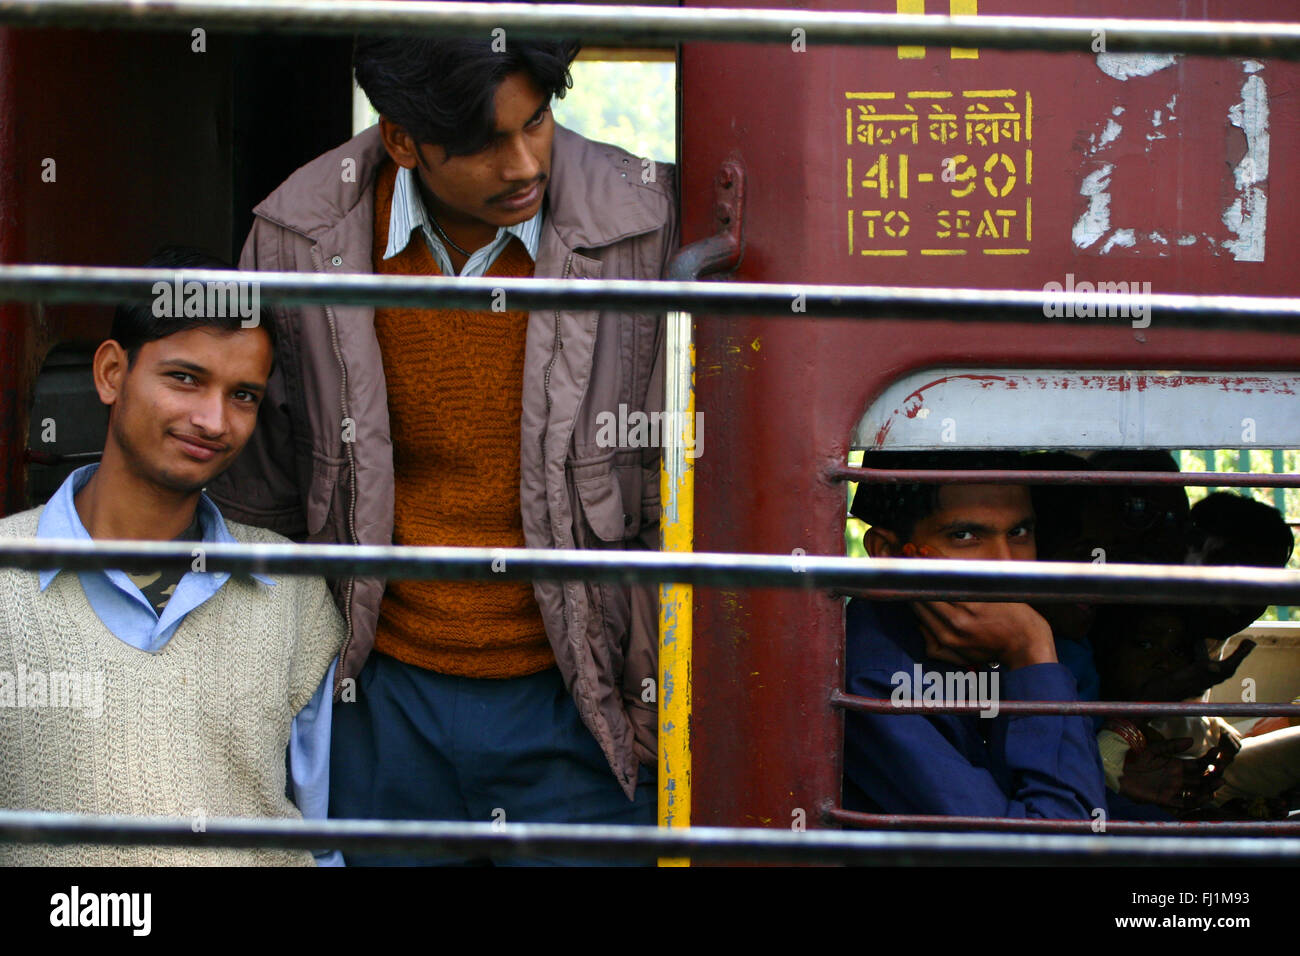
<box><xmin>371</xmin><ymin>160</ymin><xmax>553</xmax><ymax>678</ymax></box>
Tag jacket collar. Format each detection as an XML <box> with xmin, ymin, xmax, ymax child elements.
<box><xmin>252</xmin><ymin>123</ymin><xmax>669</xmax><ymax>255</ymax></box>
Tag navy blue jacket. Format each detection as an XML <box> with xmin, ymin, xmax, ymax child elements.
<box><xmin>842</xmin><ymin>598</ymin><xmax>1107</xmax><ymax>819</ymax></box>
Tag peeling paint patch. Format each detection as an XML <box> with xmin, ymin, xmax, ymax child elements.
<box><xmin>1176</xmin><ymin>235</ymin><xmax>1196</xmax><ymax>246</ymax></box>
<box><xmin>1096</xmin><ymin>118</ymin><xmax>1122</xmax><ymax>149</ymax></box>
<box><xmin>1222</xmin><ymin>63</ymin><xmax>1269</xmax><ymax>262</ymax></box>
<box><xmin>1100</xmin><ymin>228</ymin><xmax>1136</xmax><ymax>254</ymax></box>
<box><xmin>1072</xmin><ymin>164</ymin><xmax>1113</xmax><ymax>249</ymax></box>
<box><xmin>1096</xmin><ymin>52</ymin><xmax>1179</xmax><ymax>81</ymax></box>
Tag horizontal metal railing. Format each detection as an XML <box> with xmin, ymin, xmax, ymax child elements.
<box><xmin>3</xmin><ymin>810</ymin><xmax>1298</xmax><ymax>864</ymax></box>
<box><xmin>833</xmin><ymin>466</ymin><xmax>1300</xmax><ymax>488</ymax></box>
<box><xmin>3</xmin><ymin>540</ymin><xmax>1299</xmax><ymax>606</ymax></box>
<box><xmin>1</xmin><ymin>1</ymin><xmax>1299</xmax><ymax>59</ymax></box>
<box><xmin>826</xmin><ymin>810</ymin><xmax>1298</xmax><ymax>836</ymax></box>
<box><xmin>830</xmin><ymin>692</ymin><xmax>1300</xmax><ymax>720</ymax></box>
<box><xmin>2</xmin><ymin>265</ymin><xmax>1300</xmax><ymax>332</ymax></box>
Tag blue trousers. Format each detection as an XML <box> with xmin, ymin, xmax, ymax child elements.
<box><xmin>329</xmin><ymin>651</ymin><xmax>655</xmax><ymax>866</ymax></box>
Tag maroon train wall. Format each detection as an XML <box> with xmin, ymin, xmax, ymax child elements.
<box><xmin>680</xmin><ymin>0</ymin><xmax>1300</xmax><ymax>828</ymax></box>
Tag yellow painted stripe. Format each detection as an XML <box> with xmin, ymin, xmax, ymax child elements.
<box><xmin>848</xmin><ymin>209</ymin><xmax>854</xmax><ymax>255</ymax></box>
<box><xmin>1026</xmin><ymin>91</ymin><xmax>1032</xmax><ymax>140</ymax></box>
<box><xmin>846</xmin><ymin>91</ymin><xmax>896</xmax><ymax>99</ymax></box>
<box><xmin>845</xmin><ymin>106</ymin><xmax>852</xmax><ymax>145</ymax></box>
<box><xmin>983</xmin><ymin>248</ymin><xmax>1030</xmax><ymax>254</ymax></box>
<box><xmin>921</xmin><ymin>249</ymin><xmax>967</xmax><ymax>255</ymax></box>
<box><xmin>847</xmin><ymin>157</ymin><xmax>853</xmax><ymax>199</ymax></box>
<box><xmin>1026</xmin><ymin>148</ymin><xmax>1032</xmax><ymax>185</ymax></box>
<box><xmin>658</xmin><ymin>324</ymin><xmax>695</xmax><ymax>866</ymax></box>
<box><xmin>950</xmin><ymin>0</ymin><xmax>978</xmax><ymax>58</ymax></box>
<box><xmin>907</xmin><ymin>90</ymin><xmax>953</xmax><ymax>98</ymax></box>
<box><xmin>897</xmin><ymin>0</ymin><xmax>925</xmax><ymax>58</ymax></box>
<box><xmin>863</xmin><ymin>249</ymin><xmax>909</xmax><ymax>256</ymax></box>
<box><xmin>899</xmin><ymin>153</ymin><xmax>908</xmax><ymax>199</ymax></box>
<box><xmin>962</xmin><ymin>89</ymin><xmax>1016</xmax><ymax>97</ymax></box>
<box><xmin>1026</xmin><ymin>197</ymin><xmax>1032</xmax><ymax>242</ymax></box>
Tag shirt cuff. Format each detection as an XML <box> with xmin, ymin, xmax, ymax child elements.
<box><xmin>1097</xmin><ymin>729</ymin><xmax>1131</xmax><ymax>792</ymax></box>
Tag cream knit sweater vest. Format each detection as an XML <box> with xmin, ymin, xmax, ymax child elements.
<box><xmin>0</xmin><ymin>507</ymin><xmax>344</xmax><ymax>866</ymax></box>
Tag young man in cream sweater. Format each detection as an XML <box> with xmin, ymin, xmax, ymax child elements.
<box><xmin>0</xmin><ymin>248</ymin><xmax>345</xmax><ymax>866</ymax></box>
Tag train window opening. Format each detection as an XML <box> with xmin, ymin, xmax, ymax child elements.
<box><xmin>838</xmin><ymin>443</ymin><xmax>1300</xmax><ymax>827</ymax></box>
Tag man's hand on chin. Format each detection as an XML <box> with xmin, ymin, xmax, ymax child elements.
<box><xmin>911</xmin><ymin>599</ymin><xmax>1058</xmax><ymax>670</ymax></box>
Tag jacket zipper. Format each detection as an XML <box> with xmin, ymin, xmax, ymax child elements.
<box><xmin>542</xmin><ymin>253</ymin><xmax>574</xmax><ymax>633</ymax></box>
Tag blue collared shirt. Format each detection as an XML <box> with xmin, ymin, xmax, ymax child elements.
<box><xmin>37</xmin><ymin>465</ymin><xmax>341</xmax><ymax>865</ymax></box>
<box><xmin>842</xmin><ymin>598</ymin><xmax>1107</xmax><ymax>820</ymax></box>
<box><xmin>384</xmin><ymin>164</ymin><xmax>542</xmax><ymax>275</ymax></box>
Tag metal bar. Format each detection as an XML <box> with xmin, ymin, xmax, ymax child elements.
<box><xmin>1272</xmin><ymin>448</ymin><xmax>1293</xmax><ymax>620</ymax></box>
<box><xmin>3</xmin><ymin>265</ymin><xmax>1300</xmax><ymax>331</ymax></box>
<box><xmin>5</xmin><ymin>540</ymin><xmax>1300</xmax><ymax>604</ymax></box>
<box><xmin>1</xmin><ymin>1</ymin><xmax>1299</xmax><ymax>58</ymax></box>
<box><xmin>832</xmin><ymin>466</ymin><xmax>1300</xmax><ymax>488</ymax></box>
<box><xmin>827</xmin><ymin>808</ymin><xmax>1299</xmax><ymax>836</ymax></box>
<box><xmin>3</xmin><ymin>810</ymin><xmax>1299</xmax><ymax>865</ymax></box>
<box><xmin>658</xmin><ymin>309</ymin><xmax>695</xmax><ymax>862</ymax></box>
<box><xmin>830</xmin><ymin>690</ymin><xmax>1300</xmax><ymax>719</ymax></box>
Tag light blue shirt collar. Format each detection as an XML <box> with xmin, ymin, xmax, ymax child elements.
<box><xmin>383</xmin><ymin>164</ymin><xmax>542</xmax><ymax>277</ymax></box>
<box><xmin>36</xmin><ymin>463</ymin><xmax>275</xmax><ymax>591</ymax></box>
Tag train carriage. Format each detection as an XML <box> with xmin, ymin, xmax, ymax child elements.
<box><xmin>0</xmin><ymin>0</ymin><xmax>1297</xmax><ymax>865</ymax></box>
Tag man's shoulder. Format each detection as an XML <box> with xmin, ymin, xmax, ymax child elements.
<box><xmin>0</xmin><ymin>507</ymin><xmax>44</xmax><ymax>539</ymax></box>
<box><xmin>555</xmin><ymin>125</ymin><xmax>676</xmax><ymax>200</ymax></box>
<box><xmin>220</xmin><ymin>520</ymin><xmax>334</xmax><ymax>606</ymax></box>
<box><xmin>548</xmin><ymin>125</ymin><xmax>676</xmax><ymax>246</ymax></box>
<box><xmin>222</xmin><ymin>519</ymin><xmax>293</xmax><ymax>548</ymax></box>
<box><xmin>251</xmin><ymin>125</ymin><xmax>389</xmax><ymax>241</ymax></box>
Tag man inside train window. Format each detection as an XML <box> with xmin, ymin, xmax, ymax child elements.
<box><xmin>0</xmin><ymin>247</ymin><xmax>345</xmax><ymax>865</ymax></box>
<box><xmin>208</xmin><ymin>37</ymin><xmax>677</xmax><ymax>863</ymax></box>
<box><xmin>842</xmin><ymin>450</ymin><xmax>1107</xmax><ymax>820</ymax></box>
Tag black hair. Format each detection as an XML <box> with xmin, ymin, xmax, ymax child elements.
<box><xmin>1023</xmin><ymin>450</ymin><xmax>1094</xmax><ymax>560</ymax></box>
<box><xmin>849</xmin><ymin>449</ymin><xmax>1030</xmax><ymax>541</ymax></box>
<box><xmin>1181</xmin><ymin>493</ymin><xmax>1292</xmax><ymax>643</ymax></box>
<box><xmin>353</xmin><ymin>36</ymin><xmax>581</xmax><ymax>157</ymax></box>
<box><xmin>111</xmin><ymin>245</ymin><xmax>275</xmax><ymax>366</ymax></box>
<box><xmin>1188</xmin><ymin>492</ymin><xmax>1294</xmax><ymax>568</ymax></box>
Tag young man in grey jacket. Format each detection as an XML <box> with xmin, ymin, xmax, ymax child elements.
<box><xmin>208</xmin><ymin>36</ymin><xmax>678</xmax><ymax>863</ymax></box>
